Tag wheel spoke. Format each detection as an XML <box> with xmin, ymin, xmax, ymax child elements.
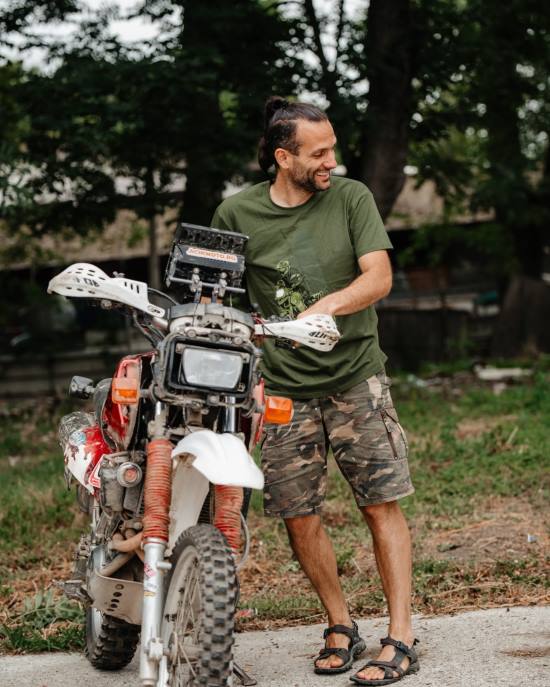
<box><xmin>176</xmin><ymin>562</ymin><xmax>199</xmax><ymax>638</ymax></box>
<box><xmin>170</xmin><ymin>552</ymin><xmax>201</xmax><ymax>684</ymax></box>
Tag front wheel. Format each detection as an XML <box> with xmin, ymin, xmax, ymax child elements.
<box><xmin>160</xmin><ymin>524</ymin><xmax>237</xmax><ymax>686</ymax></box>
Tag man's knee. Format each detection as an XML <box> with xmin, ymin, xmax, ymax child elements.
<box><xmin>284</xmin><ymin>513</ymin><xmax>322</xmax><ymax>544</ymax></box>
<box><xmin>361</xmin><ymin>499</ymin><xmax>402</xmax><ymax>526</ymax></box>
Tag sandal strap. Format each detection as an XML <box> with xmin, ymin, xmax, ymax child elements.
<box><xmin>317</xmin><ymin>647</ymin><xmax>350</xmax><ymax>662</ymax></box>
<box><xmin>358</xmin><ymin>661</ymin><xmax>397</xmax><ymax>680</ymax></box>
<box><xmin>380</xmin><ymin>636</ymin><xmax>418</xmax><ymax>661</ymax></box>
<box><xmin>323</xmin><ymin>621</ymin><xmax>358</xmax><ymax>641</ymax></box>
<box><xmin>367</xmin><ymin>659</ymin><xmax>405</xmax><ymax>678</ymax></box>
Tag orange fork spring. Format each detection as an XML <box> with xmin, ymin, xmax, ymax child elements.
<box><xmin>214</xmin><ymin>485</ymin><xmax>244</xmax><ymax>554</ymax></box>
<box><xmin>143</xmin><ymin>438</ymin><xmax>173</xmax><ymax>542</ymax></box>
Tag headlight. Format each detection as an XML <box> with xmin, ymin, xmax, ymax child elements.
<box><xmin>181</xmin><ymin>347</ymin><xmax>243</xmax><ymax>390</ymax></box>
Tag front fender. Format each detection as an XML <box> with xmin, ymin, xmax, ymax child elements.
<box><xmin>172</xmin><ymin>430</ymin><xmax>264</xmax><ymax>490</ymax></box>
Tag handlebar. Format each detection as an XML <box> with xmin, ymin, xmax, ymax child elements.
<box><xmin>48</xmin><ymin>262</ymin><xmax>341</xmax><ymax>351</ymax></box>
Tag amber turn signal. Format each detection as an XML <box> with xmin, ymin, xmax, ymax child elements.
<box><xmin>112</xmin><ymin>377</ymin><xmax>139</xmax><ymax>404</ymax></box>
<box><xmin>264</xmin><ymin>396</ymin><xmax>293</xmax><ymax>424</ymax></box>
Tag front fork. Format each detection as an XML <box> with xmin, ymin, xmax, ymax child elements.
<box><xmin>139</xmin><ymin>402</ymin><xmax>172</xmax><ymax>687</ymax></box>
<box><xmin>140</xmin><ymin>539</ymin><xmax>171</xmax><ymax>686</ymax></box>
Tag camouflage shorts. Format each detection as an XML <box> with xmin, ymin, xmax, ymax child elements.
<box><xmin>261</xmin><ymin>371</ymin><xmax>414</xmax><ymax>518</ymax></box>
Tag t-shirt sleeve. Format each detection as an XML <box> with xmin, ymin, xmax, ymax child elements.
<box><xmin>210</xmin><ymin>202</ymin><xmax>233</xmax><ymax>231</ymax></box>
<box><xmin>348</xmin><ymin>188</ymin><xmax>393</xmax><ymax>258</ymax></box>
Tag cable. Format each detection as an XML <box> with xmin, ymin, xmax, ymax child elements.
<box><xmin>236</xmin><ymin>512</ymin><xmax>250</xmax><ymax>572</ymax></box>
<box><xmin>147</xmin><ymin>288</ymin><xmax>178</xmax><ymax>306</ymax></box>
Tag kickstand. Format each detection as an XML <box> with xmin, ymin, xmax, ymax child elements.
<box><xmin>233</xmin><ymin>661</ymin><xmax>257</xmax><ymax>686</ymax></box>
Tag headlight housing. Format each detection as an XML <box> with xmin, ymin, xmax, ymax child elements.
<box><xmin>181</xmin><ymin>347</ymin><xmax>243</xmax><ymax>390</ymax></box>
<box><xmin>158</xmin><ymin>336</ymin><xmax>255</xmax><ymax>400</ymax></box>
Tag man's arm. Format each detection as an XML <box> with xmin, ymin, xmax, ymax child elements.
<box><xmin>298</xmin><ymin>250</ymin><xmax>392</xmax><ymax>318</ymax></box>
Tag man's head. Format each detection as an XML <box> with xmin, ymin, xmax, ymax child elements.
<box><xmin>258</xmin><ymin>96</ymin><xmax>337</xmax><ymax>193</ymax></box>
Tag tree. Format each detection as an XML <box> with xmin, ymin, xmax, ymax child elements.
<box><xmin>1</xmin><ymin>1</ymin><xmax>297</xmax><ymax>286</ymax></box>
<box><xmin>409</xmin><ymin>0</ymin><xmax>550</xmax><ymax>281</ymax></box>
<box><xmin>0</xmin><ymin>62</ymin><xmax>32</xmax><ymax>243</ymax></box>
<box><xmin>297</xmin><ymin>0</ymin><xmax>415</xmax><ymax>219</ymax></box>
<box><xmin>143</xmin><ymin>0</ymin><xmax>300</xmax><ymax>223</ymax></box>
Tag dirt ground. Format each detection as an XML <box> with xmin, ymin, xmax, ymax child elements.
<box><xmin>236</xmin><ymin>494</ymin><xmax>549</xmax><ymax>630</ymax></box>
<box><xmin>2</xmin><ymin>492</ymin><xmax>547</xmax><ymax>641</ymax></box>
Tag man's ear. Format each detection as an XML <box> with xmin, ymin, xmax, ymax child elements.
<box><xmin>274</xmin><ymin>147</ymin><xmax>291</xmax><ymax>170</ymax></box>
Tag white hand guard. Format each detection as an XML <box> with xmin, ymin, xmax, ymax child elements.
<box><xmin>47</xmin><ymin>263</ymin><xmax>166</xmax><ymax>318</ymax></box>
<box><xmin>254</xmin><ymin>314</ymin><xmax>341</xmax><ymax>352</ymax></box>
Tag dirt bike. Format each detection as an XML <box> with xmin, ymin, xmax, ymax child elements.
<box><xmin>48</xmin><ymin>223</ymin><xmax>340</xmax><ymax>687</ymax></box>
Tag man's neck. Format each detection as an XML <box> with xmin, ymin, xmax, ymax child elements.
<box><xmin>269</xmin><ymin>175</ymin><xmax>313</xmax><ymax>208</ymax></box>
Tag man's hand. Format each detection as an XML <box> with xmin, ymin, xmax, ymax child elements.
<box><xmin>297</xmin><ymin>250</ymin><xmax>392</xmax><ymax>319</ymax></box>
<box><xmin>297</xmin><ymin>295</ymin><xmax>339</xmax><ymax>318</ymax></box>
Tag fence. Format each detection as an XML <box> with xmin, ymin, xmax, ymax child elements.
<box><xmin>0</xmin><ymin>308</ymin><xmax>498</xmax><ymax>398</ymax></box>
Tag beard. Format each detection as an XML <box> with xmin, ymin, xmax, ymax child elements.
<box><xmin>289</xmin><ymin>165</ymin><xmax>331</xmax><ymax>194</ymax></box>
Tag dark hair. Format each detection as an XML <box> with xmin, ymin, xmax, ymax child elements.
<box><xmin>257</xmin><ymin>96</ymin><xmax>328</xmax><ymax>175</ymax></box>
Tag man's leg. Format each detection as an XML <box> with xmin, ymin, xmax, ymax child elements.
<box><xmin>355</xmin><ymin>500</ymin><xmax>414</xmax><ymax>681</ymax></box>
<box><xmin>284</xmin><ymin>513</ymin><xmax>353</xmax><ymax>670</ymax></box>
<box><xmin>321</xmin><ymin>373</ymin><xmax>416</xmax><ymax>679</ymax></box>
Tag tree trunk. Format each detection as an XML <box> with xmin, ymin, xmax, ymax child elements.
<box><xmin>183</xmin><ymin>154</ymin><xmax>226</xmax><ymax>225</ymax></box>
<box><xmin>144</xmin><ymin>166</ymin><xmax>161</xmax><ymax>289</ymax></box>
<box><xmin>302</xmin><ymin>0</ymin><xmax>353</xmax><ymax>159</ymax></box>
<box><xmin>481</xmin><ymin>4</ymin><xmax>543</xmax><ymax>279</ymax></box>
<box><xmin>148</xmin><ymin>214</ymin><xmax>160</xmax><ymax>290</ymax></box>
<box><xmin>491</xmin><ymin>276</ymin><xmax>550</xmax><ymax>356</ymax></box>
<box><xmin>180</xmin><ymin>2</ymin><xmax>227</xmax><ymax>225</ymax></box>
<box><xmin>358</xmin><ymin>0</ymin><xmax>413</xmax><ymax>221</ymax></box>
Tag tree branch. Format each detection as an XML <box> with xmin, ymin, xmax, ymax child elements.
<box><xmin>303</xmin><ymin>0</ymin><xmax>332</xmax><ymax>78</ymax></box>
<box><xmin>334</xmin><ymin>0</ymin><xmax>345</xmax><ymax>64</ymax></box>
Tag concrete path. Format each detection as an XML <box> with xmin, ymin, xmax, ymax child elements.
<box><xmin>1</xmin><ymin>606</ymin><xmax>548</xmax><ymax>687</ymax></box>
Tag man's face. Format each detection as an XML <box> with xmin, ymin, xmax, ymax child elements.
<box><xmin>280</xmin><ymin>119</ymin><xmax>338</xmax><ymax>194</ymax></box>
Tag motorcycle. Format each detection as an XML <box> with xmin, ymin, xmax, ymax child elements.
<box><xmin>48</xmin><ymin>223</ymin><xmax>340</xmax><ymax>687</ymax></box>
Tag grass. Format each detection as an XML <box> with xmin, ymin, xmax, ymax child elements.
<box><xmin>0</xmin><ymin>369</ymin><xmax>549</xmax><ymax>651</ymax></box>
<box><xmin>0</xmin><ymin>399</ymin><xmax>86</xmax><ymax>654</ymax></box>
<box><xmin>397</xmin><ymin>372</ymin><xmax>550</xmax><ymax>517</ymax></box>
<box><xmin>237</xmin><ymin>370</ymin><xmax>549</xmax><ymax>629</ymax></box>
<box><xmin>0</xmin><ymin>590</ymin><xmax>84</xmax><ymax>652</ymax></box>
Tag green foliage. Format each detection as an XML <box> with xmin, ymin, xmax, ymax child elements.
<box><xmin>18</xmin><ymin>589</ymin><xmax>83</xmax><ymax>630</ymax></box>
<box><xmin>398</xmin><ymin>220</ymin><xmax>517</xmax><ymax>278</ymax></box>
<box><xmin>397</xmin><ymin>375</ymin><xmax>550</xmax><ymax>524</ymax></box>
<box><xmin>409</xmin><ymin>0</ymin><xmax>550</xmax><ymax>276</ymax></box>
<box><xmin>0</xmin><ymin>376</ymin><xmax>548</xmax><ymax>640</ymax></box>
<box><xmin>0</xmin><ymin>590</ymin><xmax>84</xmax><ymax>653</ymax></box>
<box><xmin>0</xmin><ymin>1</ymin><xmax>298</xmax><ymax>276</ymax></box>
<box><xmin>2</xmin><ymin>0</ymin><xmax>549</xmax><ymax>280</ymax></box>
<box><xmin>0</xmin><ymin>451</ymin><xmax>78</xmax><ymax>556</ymax></box>
<box><xmin>0</xmin><ymin>402</ymin><xmax>86</xmax><ymax>654</ymax></box>
<box><xmin>0</xmin><ymin>405</ymin><xmax>82</xmax><ymax>561</ymax></box>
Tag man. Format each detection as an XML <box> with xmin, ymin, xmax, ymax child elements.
<box><xmin>211</xmin><ymin>97</ymin><xmax>418</xmax><ymax>686</ymax></box>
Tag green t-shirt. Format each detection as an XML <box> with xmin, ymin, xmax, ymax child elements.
<box><xmin>211</xmin><ymin>176</ymin><xmax>392</xmax><ymax>399</ymax></box>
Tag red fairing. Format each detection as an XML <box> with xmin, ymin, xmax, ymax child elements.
<box><xmin>103</xmin><ymin>353</ymin><xmax>153</xmax><ymax>448</ymax></box>
<box><xmin>83</xmin><ymin>425</ymin><xmax>110</xmax><ymax>490</ymax></box>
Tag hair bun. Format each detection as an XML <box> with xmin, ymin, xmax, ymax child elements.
<box><xmin>264</xmin><ymin>96</ymin><xmax>289</xmax><ymax>128</ymax></box>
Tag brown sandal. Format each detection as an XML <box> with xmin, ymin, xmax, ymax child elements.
<box><xmin>314</xmin><ymin>621</ymin><xmax>366</xmax><ymax>674</ymax></box>
<box><xmin>350</xmin><ymin>636</ymin><xmax>419</xmax><ymax>685</ymax></box>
